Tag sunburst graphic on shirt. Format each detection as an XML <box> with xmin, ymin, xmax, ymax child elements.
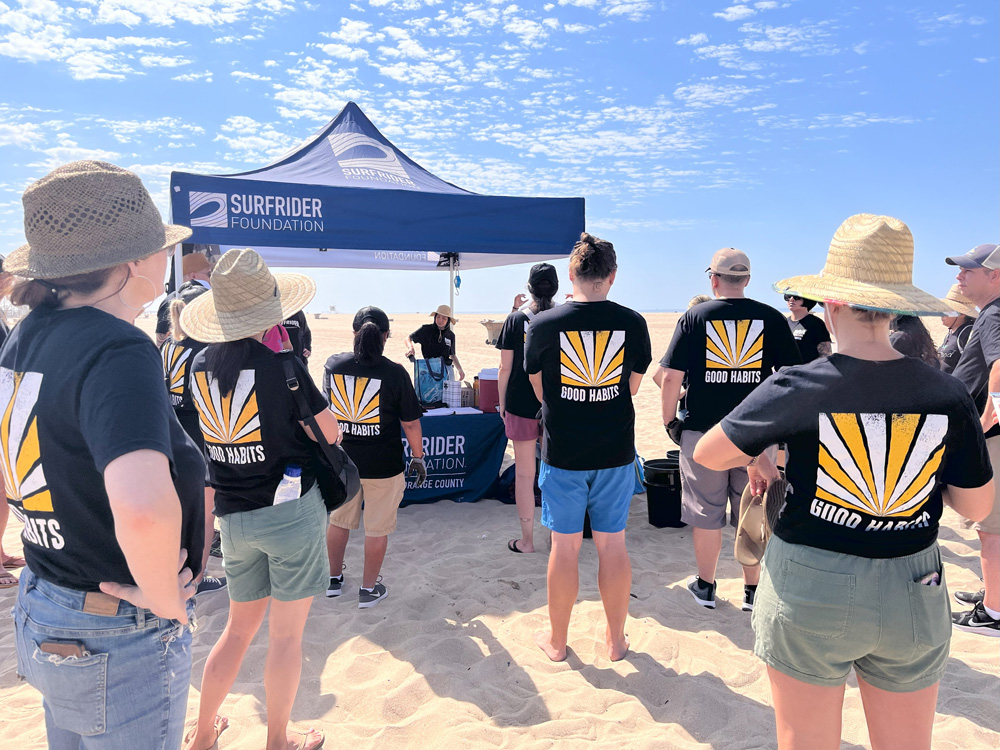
<box><xmin>161</xmin><ymin>342</ymin><xmax>192</xmax><ymax>396</ymax></box>
<box><xmin>328</xmin><ymin>374</ymin><xmax>381</xmax><ymax>424</ymax></box>
<box><xmin>191</xmin><ymin>370</ymin><xmax>262</xmax><ymax>444</ymax></box>
<box><xmin>560</xmin><ymin>330</ymin><xmax>625</xmax><ymax>387</ymax></box>
<box><xmin>0</xmin><ymin>368</ymin><xmax>51</xmax><ymax>512</ymax></box>
<box><xmin>706</xmin><ymin>320</ymin><xmax>764</xmax><ymax>369</ymax></box>
<box><xmin>817</xmin><ymin>413</ymin><xmax>948</xmax><ymax>518</ymax></box>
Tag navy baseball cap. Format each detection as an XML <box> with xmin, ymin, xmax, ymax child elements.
<box><xmin>945</xmin><ymin>243</ymin><xmax>1000</xmax><ymax>269</ymax></box>
<box><xmin>352</xmin><ymin>306</ymin><xmax>390</xmax><ymax>333</ymax></box>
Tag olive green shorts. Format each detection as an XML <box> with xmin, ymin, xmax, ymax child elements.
<box><xmin>752</xmin><ymin>535</ymin><xmax>951</xmax><ymax>693</ymax></box>
<box><xmin>219</xmin><ymin>484</ymin><xmax>329</xmax><ymax>603</ymax></box>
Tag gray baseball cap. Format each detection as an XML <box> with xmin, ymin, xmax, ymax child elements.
<box><xmin>945</xmin><ymin>243</ymin><xmax>1000</xmax><ymax>269</ymax></box>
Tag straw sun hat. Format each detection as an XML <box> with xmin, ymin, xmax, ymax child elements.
<box><xmin>4</xmin><ymin>160</ymin><xmax>191</xmax><ymax>279</ymax></box>
<box><xmin>180</xmin><ymin>248</ymin><xmax>315</xmax><ymax>343</ymax></box>
<box><xmin>430</xmin><ymin>304</ymin><xmax>458</xmax><ymax>324</ymax></box>
<box><xmin>941</xmin><ymin>283</ymin><xmax>978</xmax><ymax>319</ymax></box>
<box><xmin>773</xmin><ymin>214</ymin><xmax>953</xmax><ymax>316</ymax></box>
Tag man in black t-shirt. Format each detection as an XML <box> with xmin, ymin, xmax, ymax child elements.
<box><xmin>946</xmin><ymin>242</ymin><xmax>1000</xmax><ymax>635</ymax></box>
<box><xmin>524</xmin><ymin>233</ymin><xmax>652</xmax><ymax>663</ymax></box>
<box><xmin>658</xmin><ymin>248</ymin><xmax>801</xmax><ymax>611</ymax></box>
<box><xmin>282</xmin><ymin>310</ymin><xmax>313</xmax><ymax>360</ymax></box>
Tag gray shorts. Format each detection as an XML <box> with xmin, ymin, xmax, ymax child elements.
<box><xmin>959</xmin><ymin>435</ymin><xmax>1000</xmax><ymax>535</ymax></box>
<box><xmin>679</xmin><ymin>430</ymin><xmax>748</xmax><ymax>529</ymax></box>
<box><xmin>752</xmin><ymin>535</ymin><xmax>951</xmax><ymax>692</ymax></box>
<box><xmin>218</xmin><ymin>484</ymin><xmax>329</xmax><ymax>603</ymax></box>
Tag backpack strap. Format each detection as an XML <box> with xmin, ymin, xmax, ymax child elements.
<box><xmin>281</xmin><ymin>354</ymin><xmax>348</xmax><ymax>483</ymax></box>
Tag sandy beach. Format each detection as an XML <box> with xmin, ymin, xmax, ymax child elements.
<box><xmin>1</xmin><ymin>311</ymin><xmax>997</xmax><ymax>749</ymax></box>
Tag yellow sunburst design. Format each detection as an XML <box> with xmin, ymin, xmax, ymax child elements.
<box><xmin>328</xmin><ymin>374</ymin><xmax>381</xmax><ymax>424</ymax></box>
<box><xmin>560</xmin><ymin>330</ymin><xmax>625</xmax><ymax>387</ymax></box>
<box><xmin>816</xmin><ymin>413</ymin><xmax>947</xmax><ymax>518</ymax></box>
<box><xmin>0</xmin><ymin>368</ymin><xmax>51</xmax><ymax>512</ymax></box>
<box><xmin>161</xmin><ymin>342</ymin><xmax>192</xmax><ymax>395</ymax></box>
<box><xmin>191</xmin><ymin>370</ymin><xmax>262</xmax><ymax>444</ymax></box>
<box><xmin>706</xmin><ymin>319</ymin><xmax>764</xmax><ymax>369</ymax></box>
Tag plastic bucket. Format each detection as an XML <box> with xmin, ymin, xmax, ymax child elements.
<box><xmin>643</xmin><ymin>450</ymin><xmax>686</xmax><ymax>528</ymax></box>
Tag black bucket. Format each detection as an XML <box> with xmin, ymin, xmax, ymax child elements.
<box><xmin>643</xmin><ymin>450</ymin><xmax>686</xmax><ymax>528</ymax></box>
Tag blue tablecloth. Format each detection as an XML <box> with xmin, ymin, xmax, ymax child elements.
<box><xmin>401</xmin><ymin>412</ymin><xmax>507</xmax><ymax>506</ymax></box>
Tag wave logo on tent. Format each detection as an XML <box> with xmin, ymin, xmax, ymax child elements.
<box><xmin>188</xmin><ymin>191</ymin><xmax>229</xmax><ymax>228</ymax></box>
<box><xmin>328</xmin><ymin>132</ymin><xmax>417</xmax><ymax>189</ymax></box>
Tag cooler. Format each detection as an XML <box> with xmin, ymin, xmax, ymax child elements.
<box><xmin>478</xmin><ymin>368</ymin><xmax>500</xmax><ymax>413</ymax></box>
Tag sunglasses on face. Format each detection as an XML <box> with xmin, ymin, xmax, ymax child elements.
<box><xmin>784</xmin><ymin>295</ymin><xmax>803</xmax><ymax>302</ymax></box>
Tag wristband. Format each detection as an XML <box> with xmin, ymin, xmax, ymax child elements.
<box><xmin>747</xmin><ymin>455</ymin><xmax>760</xmax><ymax>467</ymax></box>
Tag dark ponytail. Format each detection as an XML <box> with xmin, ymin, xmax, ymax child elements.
<box><xmin>568</xmin><ymin>233</ymin><xmax>617</xmax><ymax>282</ymax></box>
<box><xmin>204</xmin><ymin>339</ymin><xmax>257</xmax><ymax>397</ymax></box>
<box><xmin>9</xmin><ymin>265</ymin><xmax>120</xmax><ymax>310</ymax></box>
<box><xmin>353</xmin><ymin>321</ymin><xmax>385</xmax><ymax>366</ymax></box>
<box><xmin>529</xmin><ymin>279</ymin><xmax>557</xmax><ymax>313</ymax></box>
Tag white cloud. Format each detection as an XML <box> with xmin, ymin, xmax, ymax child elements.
<box><xmin>319</xmin><ymin>43</ymin><xmax>369</xmax><ymax>61</ymax></box>
<box><xmin>231</xmin><ymin>70</ymin><xmax>272</xmax><ymax>81</ymax></box>
<box><xmin>0</xmin><ymin>121</ymin><xmax>45</xmax><ymax>148</ymax></box>
<box><xmin>677</xmin><ymin>33</ymin><xmax>709</xmax><ymax>46</ymax></box>
<box><xmin>324</xmin><ymin>18</ymin><xmax>385</xmax><ymax>44</ymax></box>
<box><xmin>95</xmin><ymin>116</ymin><xmax>206</xmax><ymax>143</ymax></box>
<box><xmin>173</xmin><ymin>69</ymin><xmax>212</xmax><ymax>81</ymax></box>
<box><xmin>564</xmin><ymin>23</ymin><xmax>592</xmax><ymax>33</ymax></box>
<box><xmin>603</xmin><ymin>1</ymin><xmax>654</xmax><ymax>21</ymax></box>
<box><xmin>215</xmin><ymin>115</ymin><xmax>299</xmax><ymax>163</ymax></box>
<box><xmin>714</xmin><ymin>5</ymin><xmax>756</xmax><ymax>22</ymax></box>
<box><xmin>673</xmin><ymin>82</ymin><xmax>756</xmax><ymax>107</ymax></box>
<box><xmin>139</xmin><ymin>54</ymin><xmax>191</xmax><ymax>67</ymax></box>
<box><xmin>754</xmin><ymin>1</ymin><xmax>778</xmax><ymax>9</ymax></box>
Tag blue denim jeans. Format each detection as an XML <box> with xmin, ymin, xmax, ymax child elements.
<box><xmin>13</xmin><ymin>567</ymin><xmax>195</xmax><ymax>749</ymax></box>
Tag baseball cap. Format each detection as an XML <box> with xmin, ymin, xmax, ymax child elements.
<box><xmin>707</xmin><ymin>247</ymin><xmax>751</xmax><ymax>276</ymax></box>
<box><xmin>945</xmin><ymin>243</ymin><xmax>1000</xmax><ymax>269</ymax></box>
<box><xmin>528</xmin><ymin>262</ymin><xmax>558</xmax><ymax>292</ymax></box>
<box><xmin>353</xmin><ymin>305</ymin><xmax>390</xmax><ymax>333</ymax></box>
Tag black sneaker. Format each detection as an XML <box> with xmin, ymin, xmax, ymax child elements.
<box><xmin>209</xmin><ymin>529</ymin><xmax>223</xmax><ymax>558</ymax></box>
<box><xmin>742</xmin><ymin>585</ymin><xmax>757</xmax><ymax>612</ymax></box>
<box><xmin>359</xmin><ymin>580</ymin><xmax>388</xmax><ymax>609</ymax></box>
<box><xmin>952</xmin><ymin>602</ymin><xmax>1000</xmax><ymax>637</ymax></box>
<box><xmin>195</xmin><ymin>575</ymin><xmax>227</xmax><ymax>596</ymax></box>
<box><xmin>326</xmin><ymin>575</ymin><xmax>344</xmax><ymax>598</ymax></box>
<box><xmin>686</xmin><ymin>576</ymin><xmax>716</xmax><ymax>609</ymax></box>
<box><xmin>954</xmin><ymin>588</ymin><xmax>985</xmax><ymax>606</ymax></box>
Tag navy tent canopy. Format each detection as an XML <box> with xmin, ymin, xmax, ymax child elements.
<box><xmin>169</xmin><ymin>102</ymin><xmax>585</xmax><ymax>271</ymax></box>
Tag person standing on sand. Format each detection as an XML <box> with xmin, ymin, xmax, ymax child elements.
<box><xmin>658</xmin><ymin>248</ymin><xmax>801</xmax><ymax>612</ymax></box>
<box><xmin>525</xmin><ymin>233</ymin><xmax>651</xmax><ymax>662</ymax></box>
<box><xmin>935</xmin><ymin>284</ymin><xmax>976</xmax><ymax>375</ymax></box>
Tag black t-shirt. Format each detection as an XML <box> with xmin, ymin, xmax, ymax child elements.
<box><xmin>161</xmin><ymin>335</ymin><xmax>210</xmax><ymax>447</ymax></box>
<box><xmin>410</xmin><ymin>323</ymin><xmax>456</xmax><ymax>364</ymax></box>
<box><xmin>938</xmin><ymin>322</ymin><xmax>974</xmax><ymax>375</ymax></box>
<box><xmin>324</xmin><ymin>353</ymin><xmax>423</xmax><ymax>478</ymax></box>
<box><xmin>190</xmin><ymin>345</ymin><xmax>328</xmax><ymax>515</ymax></box>
<box><xmin>495</xmin><ymin>309</ymin><xmax>542</xmax><ymax>419</ymax></box>
<box><xmin>788</xmin><ymin>313</ymin><xmax>831</xmax><ymax>363</ymax></box>
<box><xmin>155</xmin><ymin>280</ymin><xmax>208</xmax><ymax>335</ymax></box>
<box><xmin>281</xmin><ymin>311</ymin><xmax>312</xmax><ymax>359</ymax></box>
<box><xmin>951</xmin><ymin>297</ymin><xmax>1000</xmax><ymax>438</ymax></box>
<box><xmin>0</xmin><ymin>305</ymin><xmax>205</xmax><ymax>590</ymax></box>
<box><xmin>722</xmin><ymin>355</ymin><xmax>992</xmax><ymax>558</ymax></box>
<box><xmin>525</xmin><ymin>301</ymin><xmax>652</xmax><ymax>470</ymax></box>
<box><xmin>660</xmin><ymin>297</ymin><xmax>802</xmax><ymax>432</ymax></box>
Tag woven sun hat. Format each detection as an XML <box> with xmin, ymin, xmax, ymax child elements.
<box><xmin>430</xmin><ymin>304</ymin><xmax>458</xmax><ymax>324</ymax></box>
<box><xmin>180</xmin><ymin>248</ymin><xmax>315</xmax><ymax>343</ymax></box>
<box><xmin>773</xmin><ymin>214</ymin><xmax>953</xmax><ymax>316</ymax></box>
<box><xmin>3</xmin><ymin>160</ymin><xmax>191</xmax><ymax>279</ymax></box>
<box><xmin>706</xmin><ymin>247</ymin><xmax>751</xmax><ymax>276</ymax></box>
<box><xmin>941</xmin><ymin>284</ymin><xmax>978</xmax><ymax>319</ymax></box>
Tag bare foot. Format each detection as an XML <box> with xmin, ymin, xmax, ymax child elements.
<box><xmin>183</xmin><ymin>715</ymin><xmax>229</xmax><ymax>750</ymax></box>
<box><xmin>534</xmin><ymin>629</ymin><xmax>567</xmax><ymax>662</ymax></box>
<box><xmin>606</xmin><ymin>627</ymin><xmax>629</xmax><ymax>662</ymax></box>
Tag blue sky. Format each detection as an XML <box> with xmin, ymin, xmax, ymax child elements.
<box><xmin>0</xmin><ymin>0</ymin><xmax>996</xmax><ymax>314</ymax></box>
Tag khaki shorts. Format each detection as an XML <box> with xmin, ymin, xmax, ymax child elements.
<box><xmin>959</xmin><ymin>435</ymin><xmax>1000</xmax><ymax>535</ymax></box>
<box><xmin>329</xmin><ymin>473</ymin><xmax>406</xmax><ymax>536</ymax></box>
<box><xmin>753</xmin><ymin>536</ymin><xmax>950</xmax><ymax>692</ymax></box>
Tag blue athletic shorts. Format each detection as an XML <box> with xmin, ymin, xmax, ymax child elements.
<box><xmin>538</xmin><ymin>462</ymin><xmax>634</xmax><ymax>534</ymax></box>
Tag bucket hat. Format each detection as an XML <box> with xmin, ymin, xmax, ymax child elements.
<box><xmin>941</xmin><ymin>284</ymin><xmax>978</xmax><ymax>319</ymax></box>
<box><xmin>734</xmin><ymin>479</ymin><xmax>788</xmax><ymax>567</ymax></box>
<box><xmin>774</xmin><ymin>214</ymin><xmax>953</xmax><ymax>316</ymax></box>
<box><xmin>180</xmin><ymin>248</ymin><xmax>315</xmax><ymax>343</ymax></box>
<box><xmin>430</xmin><ymin>304</ymin><xmax>458</xmax><ymax>324</ymax></box>
<box><xmin>4</xmin><ymin>161</ymin><xmax>191</xmax><ymax>279</ymax></box>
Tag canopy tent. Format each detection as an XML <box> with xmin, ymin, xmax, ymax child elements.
<box><xmin>168</xmin><ymin>102</ymin><xmax>585</xmax><ymax>286</ymax></box>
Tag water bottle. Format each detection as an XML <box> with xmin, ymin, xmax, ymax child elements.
<box><xmin>273</xmin><ymin>465</ymin><xmax>302</xmax><ymax>505</ymax></box>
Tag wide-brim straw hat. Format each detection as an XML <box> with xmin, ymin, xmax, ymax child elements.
<box><xmin>773</xmin><ymin>214</ymin><xmax>953</xmax><ymax>316</ymax></box>
<box><xmin>941</xmin><ymin>283</ymin><xmax>978</xmax><ymax>319</ymax></box>
<box><xmin>430</xmin><ymin>304</ymin><xmax>458</xmax><ymax>324</ymax></box>
<box><xmin>180</xmin><ymin>248</ymin><xmax>315</xmax><ymax>343</ymax></box>
<box><xmin>4</xmin><ymin>160</ymin><xmax>191</xmax><ymax>279</ymax></box>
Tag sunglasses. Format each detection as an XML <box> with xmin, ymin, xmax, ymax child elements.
<box><xmin>784</xmin><ymin>295</ymin><xmax>803</xmax><ymax>302</ymax></box>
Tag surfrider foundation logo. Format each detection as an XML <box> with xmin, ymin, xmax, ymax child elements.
<box><xmin>705</xmin><ymin>320</ymin><xmax>764</xmax><ymax>383</ymax></box>
<box><xmin>162</xmin><ymin>342</ymin><xmax>192</xmax><ymax>401</ymax></box>
<box><xmin>327</xmin><ymin>131</ymin><xmax>416</xmax><ymax>188</ymax></box>
<box><xmin>813</xmin><ymin>412</ymin><xmax>947</xmax><ymax>532</ymax></box>
<box><xmin>188</xmin><ymin>191</ymin><xmax>229</xmax><ymax>228</ymax></box>
<box><xmin>328</xmin><ymin>374</ymin><xmax>382</xmax><ymax>437</ymax></box>
<box><xmin>0</xmin><ymin>368</ymin><xmax>51</xmax><ymax>513</ymax></box>
<box><xmin>192</xmin><ymin>370</ymin><xmax>262</xmax><ymax>451</ymax></box>
<box><xmin>559</xmin><ymin>331</ymin><xmax>625</xmax><ymax>403</ymax></box>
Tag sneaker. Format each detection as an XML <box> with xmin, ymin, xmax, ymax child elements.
<box><xmin>952</xmin><ymin>602</ymin><xmax>1000</xmax><ymax>637</ymax></box>
<box><xmin>954</xmin><ymin>588</ymin><xmax>985</xmax><ymax>606</ymax></box>
<box><xmin>686</xmin><ymin>576</ymin><xmax>716</xmax><ymax>609</ymax></box>
<box><xmin>209</xmin><ymin>529</ymin><xmax>223</xmax><ymax>558</ymax></box>
<box><xmin>358</xmin><ymin>580</ymin><xmax>388</xmax><ymax>609</ymax></box>
<box><xmin>742</xmin><ymin>585</ymin><xmax>757</xmax><ymax>612</ymax></box>
<box><xmin>326</xmin><ymin>575</ymin><xmax>344</xmax><ymax>598</ymax></box>
<box><xmin>196</xmin><ymin>575</ymin><xmax>227</xmax><ymax>596</ymax></box>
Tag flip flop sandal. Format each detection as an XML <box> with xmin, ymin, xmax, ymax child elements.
<box><xmin>183</xmin><ymin>715</ymin><xmax>229</xmax><ymax>750</ymax></box>
<box><xmin>2</xmin><ymin>554</ymin><xmax>26</xmax><ymax>568</ymax></box>
<box><xmin>0</xmin><ymin>572</ymin><xmax>18</xmax><ymax>589</ymax></box>
<box><xmin>507</xmin><ymin>539</ymin><xmax>524</xmax><ymax>553</ymax></box>
<box><xmin>289</xmin><ymin>729</ymin><xmax>325</xmax><ymax>750</ymax></box>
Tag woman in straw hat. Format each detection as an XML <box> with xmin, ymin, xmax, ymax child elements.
<box><xmin>180</xmin><ymin>248</ymin><xmax>335</xmax><ymax>750</ymax></box>
<box><xmin>693</xmin><ymin>214</ymin><xmax>995</xmax><ymax>750</ymax></box>
<box><xmin>937</xmin><ymin>283</ymin><xmax>977</xmax><ymax>374</ymax></box>
<box><xmin>2</xmin><ymin>161</ymin><xmax>206</xmax><ymax>748</ymax></box>
<box><xmin>404</xmin><ymin>303</ymin><xmax>466</xmax><ymax>381</ymax></box>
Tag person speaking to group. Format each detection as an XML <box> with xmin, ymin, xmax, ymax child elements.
<box><xmin>405</xmin><ymin>304</ymin><xmax>466</xmax><ymax>381</ymax></box>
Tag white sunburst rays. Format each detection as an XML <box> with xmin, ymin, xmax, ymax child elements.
<box><xmin>162</xmin><ymin>343</ymin><xmax>191</xmax><ymax>394</ymax></box>
<box><xmin>817</xmin><ymin>413</ymin><xmax>948</xmax><ymax>518</ymax></box>
<box><xmin>559</xmin><ymin>331</ymin><xmax>626</xmax><ymax>387</ymax></box>
<box><xmin>328</xmin><ymin>374</ymin><xmax>381</xmax><ymax>424</ymax></box>
<box><xmin>192</xmin><ymin>370</ymin><xmax>261</xmax><ymax>444</ymax></box>
<box><xmin>706</xmin><ymin>320</ymin><xmax>764</xmax><ymax>369</ymax></box>
<box><xmin>0</xmin><ymin>368</ymin><xmax>49</xmax><ymax>510</ymax></box>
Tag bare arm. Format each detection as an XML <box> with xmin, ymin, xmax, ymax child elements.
<box><xmin>301</xmin><ymin>408</ymin><xmax>341</xmax><ymax>445</ymax></box>
<box><xmin>652</xmin><ymin>366</ymin><xmax>665</xmax><ymax>388</ymax></box>
<box><xmin>529</xmin><ymin>371</ymin><xmax>543</xmax><ymax>405</ymax></box>
<box><xmin>982</xmin><ymin>360</ymin><xmax>1000</xmax><ymax>432</ymax></box>
<box><xmin>692</xmin><ymin>423</ymin><xmax>751</xmax><ymax>470</ymax></box>
<box><xmin>452</xmin><ymin>353</ymin><xmax>465</xmax><ymax>381</ymax></box>
<box><xmin>629</xmin><ymin>370</ymin><xmax>643</xmax><ymax>397</ymax></box>
<box><xmin>942</xmin><ymin>483</ymin><xmax>995</xmax><ymax>523</ymax></box>
<box><xmin>498</xmin><ymin>349</ymin><xmax>514</xmax><ymax>417</ymax></box>
<box><xmin>404</xmin><ymin>336</ymin><xmax>415</xmax><ymax>358</ymax></box>
<box><xmin>659</xmin><ymin>367</ymin><xmax>685</xmax><ymax>426</ymax></box>
<box><xmin>401</xmin><ymin>419</ymin><xmax>424</xmax><ymax>457</ymax></box>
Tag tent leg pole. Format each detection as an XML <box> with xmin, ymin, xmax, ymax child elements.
<box><xmin>449</xmin><ymin>257</ymin><xmax>455</xmax><ymax>316</ymax></box>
